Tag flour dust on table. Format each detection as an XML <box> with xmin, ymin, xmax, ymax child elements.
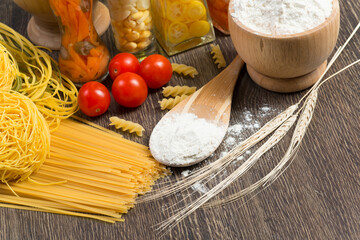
<box><xmin>219</xmin><ymin>104</ymin><xmax>281</xmax><ymax>166</ymax></box>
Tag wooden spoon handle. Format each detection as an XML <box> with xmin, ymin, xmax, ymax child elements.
<box><xmin>175</xmin><ymin>56</ymin><xmax>244</xmax><ymax>120</ymax></box>
<box><xmin>199</xmin><ymin>55</ymin><xmax>244</xmax><ymax>102</ymax></box>
<box><xmin>179</xmin><ymin>56</ymin><xmax>244</xmax><ymax>113</ymax></box>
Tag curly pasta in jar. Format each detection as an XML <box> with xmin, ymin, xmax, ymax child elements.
<box><xmin>107</xmin><ymin>0</ymin><xmax>155</xmax><ymax>56</ymax></box>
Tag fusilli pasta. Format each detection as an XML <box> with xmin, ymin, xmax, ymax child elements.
<box><xmin>159</xmin><ymin>95</ymin><xmax>188</xmax><ymax>110</ymax></box>
<box><xmin>162</xmin><ymin>85</ymin><xmax>197</xmax><ymax>97</ymax></box>
<box><xmin>210</xmin><ymin>44</ymin><xmax>226</xmax><ymax>68</ymax></box>
<box><xmin>171</xmin><ymin>63</ymin><xmax>198</xmax><ymax>78</ymax></box>
<box><xmin>109</xmin><ymin>116</ymin><xmax>145</xmax><ymax>136</ymax></box>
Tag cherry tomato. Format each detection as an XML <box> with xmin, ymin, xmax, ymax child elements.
<box><xmin>138</xmin><ymin>54</ymin><xmax>173</xmax><ymax>89</ymax></box>
<box><xmin>108</xmin><ymin>53</ymin><xmax>140</xmax><ymax>80</ymax></box>
<box><xmin>78</xmin><ymin>81</ymin><xmax>111</xmax><ymax>117</ymax></box>
<box><xmin>112</xmin><ymin>72</ymin><xmax>148</xmax><ymax>108</ymax></box>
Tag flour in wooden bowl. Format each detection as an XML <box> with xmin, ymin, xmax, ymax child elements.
<box><xmin>231</xmin><ymin>0</ymin><xmax>333</xmax><ymax>35</ymax></box>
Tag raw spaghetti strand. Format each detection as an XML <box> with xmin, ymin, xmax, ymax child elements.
<box><xmin>0</xmin><ymin>90</ymin><xmax>50</xmax><ymax>183</ymax></box>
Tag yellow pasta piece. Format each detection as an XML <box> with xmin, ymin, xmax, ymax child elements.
<box><xmin>159</xmin><ymin>95</ymin><xmax>188</xmax><ymax>110</ymax></box>
<box><xmin>210</xmin><ymin>44</ymin><xmax>226</xmax><ymax>68</ymax></box>
<box><xmin>109</xmin><ymin>116</ymin><xmax>145</xmax><ymax>137</ymax></box>
<box><xmin>162</xmin><ymin>85</ymin><xmax>197</xmax><ymax>97</ymax></box>
<box><xmin>171</xmin><ymin>63</ymin><xmax>199</xmax><ymax>78</ymax></box>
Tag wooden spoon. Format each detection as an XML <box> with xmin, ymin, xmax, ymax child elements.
<box><xmin>149</xmin><ymin>56</ymin><xmax>245</xmax><ymax>167</ymax></box>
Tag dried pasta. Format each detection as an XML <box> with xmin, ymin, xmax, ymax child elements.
<box><xmin>210</xmin><ymin>44</ymin><xmax>226</xmax><ymax>68</ymax></box>
<box><xmin>0</xmin><ymin>43</ymin><xmax>17</xmax><ymax>91</ymax></box>
<box><xmin>109</xmin><ymin>116</ymin><xmax>145</xmax><ymax>137</ymax></box>
<box><xmin>0</xmin><ymin>119</ymin><xmax>168</xmax><ymax>222</ymax></box>
<box><xmin>159</xmin><ymin>95</ymin><xmax>188</xmax><ymax>110</ymax></box>
<box><xmin>162</xmin><ymin>85</ymin><xmax>197</xmax><ymax>97</ymax></box>
<box><xmin>0</xmin><ymin>90</ymin><xmax>50</xmax><ymax>184</ymax></box>
<box><xmin>171</xmin><ymin>63</ymin><xmax>198</xmax><ymax>78</ymax></box>
<box><xmin>0</xmin><ymin>22</ymin><xmax>78</xmax><ymax>132</ymax></box>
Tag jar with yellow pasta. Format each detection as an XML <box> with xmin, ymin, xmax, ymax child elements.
<box><xmin>151</xmin><ymin>0</ymin><xmax>216</xmax><ymax>56</ymax></box>
<box><xmin>107</xmin><ymin>0</ymin><xmax>155</xmax><ymax>58</ymax></box>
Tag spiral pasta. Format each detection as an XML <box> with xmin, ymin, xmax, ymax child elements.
<box><xmin>162</xmin><ymin>85</ymin><xmax>197</xmax><ymax>97</ymax></box>
<box><xmin>159</xmin><ymin>95</ymin><xmax>188</xmax><ymax>110</ymax></box>
<box><xmin>109</xmin><ymin>116</ymin><xmax>145</xmax><ymax>136</ymax></box>
<box><xmin>171</xmin><ymin>63</ymin><xmax>198</xmax><ymax>78</ymax></box>
<box><xmin>210</xmin><ymin>44</ymin><xmax>226</xmax><ymax>68</ymax></box>
<box><xmin>0</xmin><ymin>90</ymin><xmax>50</xmax><ymax>184</ymax></box>
<box><xmin>0</xmin><ymin>22</ymin><xmax>78</xmax><ymax>132</ymax></box>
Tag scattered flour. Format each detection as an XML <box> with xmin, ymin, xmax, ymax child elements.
<box><xmin>149</xmin><ymin>113</ymin><xmax>225</xmax><ymax>166</ymax></box>
<box><xmin>231</xmin><ymin>0</ymin><xmax>333</xmax><ymax>35</ymax></box>
<box><xmin>225</xmin><ymin>136</ymin><xmax>236</xmax><ymax>146</ymax></box>
<box><xmin>237</xmin><ymin>156</ymin><xmax>244</xmax><ymax>161</ymax></box>
<box><xmin>181</xmin><ymin>170</ymin><xmax>191</xmax><ymax>177</ymax></box>
<box><xmin>191</xmin><ymin>182</ymin><xmax>209</xmax><ymax>194</ymax></box>
<box><xmin>222</xmin><ymin>105</ymin><xmax>280</xmax><ymax>160</ymax></box>
<box><xmin>181</xmin><ymin>170</ymin><xmax>209</xmax><ymax>194</ymax></box>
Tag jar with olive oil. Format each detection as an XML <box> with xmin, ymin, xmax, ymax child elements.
<box><xmin>151</xmin><ymin>0</ymin><xmax>216</xmax><ymax>56</ymax></box>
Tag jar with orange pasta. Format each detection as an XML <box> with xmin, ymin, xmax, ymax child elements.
<box><xmin>49</xmin><ymin>0</ymin><xmax>110</xmax><ymax>84</ymax></box>
<box><xmin>151</xmin><ymin>0</ymin><xmax>216</xmax><ymax>56</ymax></box>
<box><xmin>206</xmin><ymin>0</ymin><xmax>229</xmax><ymax>34</ymax></box>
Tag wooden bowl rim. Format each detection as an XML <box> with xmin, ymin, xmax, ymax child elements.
<box><xmin>229</xmin><ymin>0</ymin><xmax>340</xmax><ymax>39</ymax></box>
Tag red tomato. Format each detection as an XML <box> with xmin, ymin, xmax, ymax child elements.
<box><xmin>112</xmin><ymin>72</ymin><xmax>148</xmax><ymax>108</ymax></box>
<box><xmin>78</xmin><ymin>81</ymin><xmax>111</xmax><ymax>117</ymax></box>
<box><xmin>108</xmin><ymin>53</ymin><xmax>140</xmax><ymax>80</ymax></box>
<box><xmin>138</xmin><ymin>54</ymin><xmax>173</xmax><ymax>89</ymax></box>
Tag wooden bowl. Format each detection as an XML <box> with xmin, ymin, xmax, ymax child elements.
<box><xmin>228</xmin><ymin>0</ymin><xmax>340</xmax><ymax>92</ymax></box>
<box><xmin>12</xmin><ymin>0</ymin><xmax>111</xmax><ymax>50</ymax></box>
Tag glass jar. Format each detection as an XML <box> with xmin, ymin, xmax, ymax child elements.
<box><xmin>107</xmin><ymin>0</ymin><xmax>156</xmax><ymax>58</ymax></box>
<box><xmin>49</xmin><ymin>0</ymin><xmax>110</xmax><ymax>84</ymax></box>
<box><xmin>206</xmin><ymin>0</ymin><xmax>229</xmax><ymax>34</ymax></box>
<box><xmin>151</xmin><ymin>0</ymin><xmax>216</xmax><ymax>56</ymax></box>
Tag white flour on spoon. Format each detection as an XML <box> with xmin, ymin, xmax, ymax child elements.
<box><xmin>149</xmin><ymin>113</ymin><xmax>225</xmax><ymax>166</ymax></box>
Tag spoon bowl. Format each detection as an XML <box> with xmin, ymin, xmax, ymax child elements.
<box><xmin>150</xmin><ymin>56</ymin><xmax>244</xmax><ymax>167</ymax></box>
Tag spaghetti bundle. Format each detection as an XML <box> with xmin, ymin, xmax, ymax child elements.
<box><xmin>0</xmin><ymin>119</ymin><xmax>168</xmax><ymax>222</ymax></box>
<box><xmin>0</xmin><ymin>22</ymin><xmax>78</xmax><ymax>131</ymax></box>
<box><xmin>0</xmin><ymin>90</ymin><xmax>50</xmax><ymax>184</ymax></box>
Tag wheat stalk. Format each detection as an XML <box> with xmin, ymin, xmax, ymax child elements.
<box><xmin>155</xmin><ymin>114</ymin><xmax>299</xmax><ymax>233</ymax></box>
<box><xmin>138</xmin><ymin>104</ymin><xmax>298</xmax><ymax>203</ymax></box>
<box><xmin>204</xmin><ymin>90</ymin><xmax>318</xmax><ymax>207</ymax></box>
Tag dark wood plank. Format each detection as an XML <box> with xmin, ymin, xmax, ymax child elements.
<box><xmin>0</xmin><ymin>0</ymin><xmax>359</xmax><ymax>239</ymax></box>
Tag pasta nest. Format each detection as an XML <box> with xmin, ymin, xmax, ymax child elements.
<box><xmin>0</xmin><ymin>43</ymin><xmax>16</xmax><ymax>91</ymax></box>
<box><xmin>0</xmin><ymin>91</ymin><xmax>50</xmax><ymax>183</ymax></box>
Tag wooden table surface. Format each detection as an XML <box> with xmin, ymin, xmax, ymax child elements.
<box><xmin>1</xmin><ymin>0</ymin><xmax>359</xmax><ymax>239</ymax></box>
